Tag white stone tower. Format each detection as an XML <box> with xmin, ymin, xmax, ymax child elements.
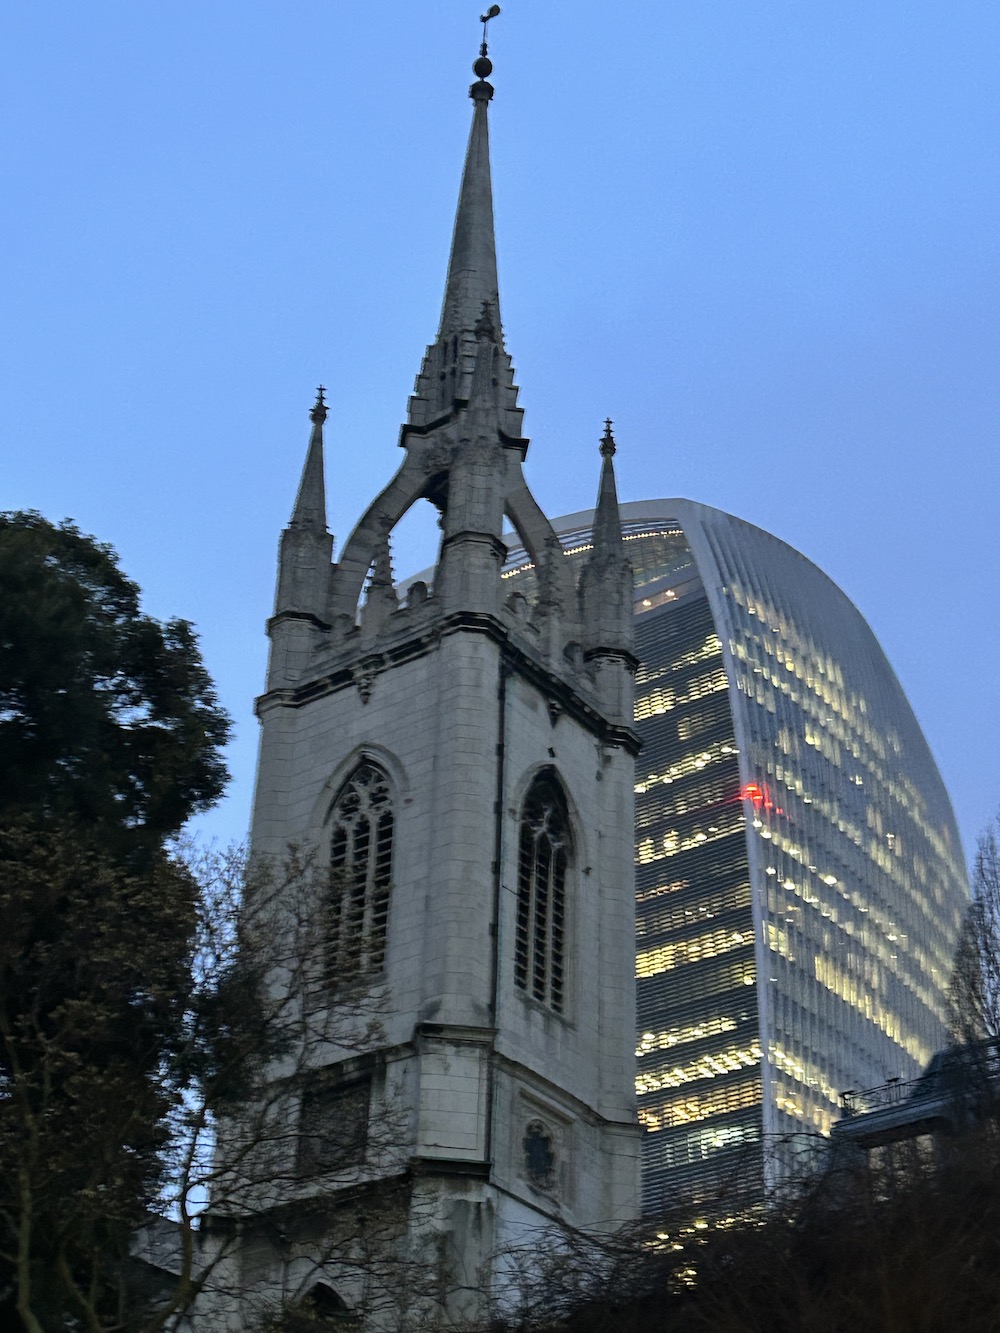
<box><xmin>238</xmin><ymin>28</ymin><xmax>641</xmax><ymax>1327</ymax></box>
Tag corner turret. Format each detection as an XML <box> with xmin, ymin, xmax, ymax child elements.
<box><xmin>579</xmin><ymin>420</ymin><xmax>636</xmax><ymax>721</ymax></box>
<box><xmin>268</xmin><ymin>388</ymin><xmax>333</xmax><ymax>687</ymax></box>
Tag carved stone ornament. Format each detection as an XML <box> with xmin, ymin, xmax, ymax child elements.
<box><xmin>353</xmin><ymin>655</ymin><xmax>384</xmax><ymax>704</ymax></box>
<box><xmin>422</xmin><ymin>436</ymin><xmax>457</xmax><ymax>475</ymax></box>
<box><xmin>535</xmin><ymin>533</ymin><xmax>564</xmax><ymax>611</ymax></box>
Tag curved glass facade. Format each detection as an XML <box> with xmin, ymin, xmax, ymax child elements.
<box><xmin>503</xmin><ymin>499</ymin><xmax>968</xmax><ymax>1212</ymax></box>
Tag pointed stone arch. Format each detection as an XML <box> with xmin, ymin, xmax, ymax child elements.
<box><xmin>301</xmin><ymin>1280</ymin><xmax>357</xmax><ymax>1323</ymax></box>
<box><xmin>513</xmin><ymin>767</ymin><xmax>574</xmax><ymax>1015</ymax></box>
<box><xmin>330</xmin><ymin>453</ymin><xmax>442</xmax><ymax>620</ymax></box>
<box><xmin>504</xmin><ymin>474</ymin><xmax>575</xmax><ymax>610</ymax></box>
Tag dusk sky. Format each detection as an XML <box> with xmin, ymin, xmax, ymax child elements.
<box><xmin>3</xmin><ymin>3</ymin><xmax>998</xmax><ymax>867</ymax></box>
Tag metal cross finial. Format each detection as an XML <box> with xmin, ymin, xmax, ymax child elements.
<box><xmin>480</xmin><ymin>5</ymin><xmax>501</xmax><ymax>57</ymax></box>
<box><xmin>310</xmin><ymin>385</ymin><xmax>328</xmax><ymax>426</ymax></box>
<box><xmin>600</xmin><ymin>418</ymin><xmax>617</xmax><ymax>457</ymax></box>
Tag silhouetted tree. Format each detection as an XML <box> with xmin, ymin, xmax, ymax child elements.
<box><xmin>492</xmin><ymin>1129</ymin><xmax>1000</xmax><ymax>1333</ymax></box>
<box><xmin>948</xmin><ymin>810</ymin><xmax>1000</xmax><ymax>1045</ymax></box>
<box><xmin>0</xmin><ymin>511</ymin><xmax>231</xmax><ymax>1330</ymax></box>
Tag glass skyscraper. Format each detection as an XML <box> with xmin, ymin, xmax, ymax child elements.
<box><xmin>502</xmin><ymin>498</ymin><xmax>968</xmax><ymax>1213</ymax></box>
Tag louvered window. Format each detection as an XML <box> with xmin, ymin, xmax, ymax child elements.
<box><xmin>514</xmin><ymin>773</ymin><xmax>570</xmax><ymax>1013</ymax></box>
<box><xmin>327</xmin><ymin>763</ymin><xmax>393</xmax><ymax>980</ymax></box>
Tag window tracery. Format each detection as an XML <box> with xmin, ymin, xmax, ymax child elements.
<box><xmin>514</xmin><ymin>772</ymin><xmax>570</xmax><ymax>1012</ymax></box>
<box><xmin>327</xmin><ymin>762</ymin><xmax>393</xmax><ymax>979</ymax></box>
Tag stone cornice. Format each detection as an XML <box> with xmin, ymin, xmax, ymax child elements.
<box><xmin>255</xmin><ymin>610</ymin><xmax>641</xmax><ymax>754</ymax></box>
<box><xmin>266</xmin><ymin>609</ymin><xmax>331</xmax><ymax>634</ymax></box>
<box><xmin>399</xmin><ymin>414</ymin><xmax>529</xmax><ymax>460</ymax></box>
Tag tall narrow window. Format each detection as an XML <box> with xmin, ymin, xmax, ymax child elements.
<box><xmin>514</xmin><ymin>772</ymin><xmax>571</xmax><ymax>1013</ymax></box>
<box><xmin>327</xmin><ymin>762</ymin><xmax>393</xmax><ymax>979</ymax></box>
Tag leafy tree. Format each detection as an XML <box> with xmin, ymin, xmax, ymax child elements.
<box><xmin>0</xmin><ymin>511</ymin><xmax>229</xmax><ymax>859</ymax></box>
<box><xmin>0</xmin><ymin>826</ymin><xmax>200</xmax><ymax>1330</ymax></box>
<box><xmin>0</xmin><ymin>512</ymin><xmax>232</xmax><ymax>1330</ymax></box>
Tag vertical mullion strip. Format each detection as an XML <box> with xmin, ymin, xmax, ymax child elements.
<box><xmin>551</xmin><ymin>847</ymin><xmax>565</xmax><ymax>1011</ymax></box>
<box><xmin>351</xmin><ymin>816</ymin><xmax>370</xmax><ymax>970</ymax></box>
<box><xmin>372</xmin><ymin>810</ymin><xmax>393</xmax><ymax>969</ymax></box>
<box><xmin>533</xmin><ymin>836</ymin><xmax>551</xmax><ymax>1002</ymax></box>
<box><xmin>515</xmin><ymin>826</ymin><xmax>533</xmax><ymax>991</ymax></box>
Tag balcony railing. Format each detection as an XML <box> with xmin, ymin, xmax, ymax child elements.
<box><xmin>840</xmin><ymin>1040</ymin><xmax>1000</xmax><ymax>1117</ymax></box>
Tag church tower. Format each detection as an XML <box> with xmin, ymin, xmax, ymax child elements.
<box><xmin>238</xmin><ymin>26</ymin><xmax>641</xmax><ymax>1327</ymax></box>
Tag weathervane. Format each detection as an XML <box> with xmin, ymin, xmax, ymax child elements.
<box><xmin>480</xmin><ymin>5</ymin><xmax>501</xmax><ymax>58</ymax></box>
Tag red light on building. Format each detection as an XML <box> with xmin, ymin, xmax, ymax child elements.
<box><xmin>740</xmin><ymin>781</ymin><xmax>775</xmax><ymax>812</ymax></box>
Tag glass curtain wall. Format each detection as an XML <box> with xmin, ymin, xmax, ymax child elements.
<box><xmin>502</xmin><ymin>499</ymin><xmax>967</xmax><ymax>1213</ymax></box>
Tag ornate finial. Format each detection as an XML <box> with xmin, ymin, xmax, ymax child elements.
<box><xmin>600</xmin><ymin>418</ymin><xmax>616</xmax><ymax>457</ymax></box>
<box><xmin>473</xmin><ymin>5</ymin><xmax>500</xmax><ymax>80</ymax></box>
<box><xmin>475</xmin><ymin>300</ymin><xmax>497</xmax><ymax>342</ymax></box>
<box><xmin>369</xmin><ymin>518</ymin><xmax>396</xmax><ymax>590</ymax></box>
<box><xmin>310</xmin><ymin>385</ymin><xmax>328</xmax><ymax>426</ymax></box>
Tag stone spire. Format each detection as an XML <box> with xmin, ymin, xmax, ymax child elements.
<box><xmin>437</xmin><ymin>72</ymin><xmax>499</xmax><ymax>357</ymax></box>
<box><xmin>592</xmin><ymin>418</ymin><xmax>624</xmax><ymax>558</ymax></box>
<box><xmin>579</xmin><ymin>420</ymin><xmax>634</xmax><ymax>690</ymax></box>
<box><xmin>328</xmin><ymin>15</ymin><xmax>574</xmax><ymax>630</ymax></box>
<box><xmin>289</xmin><ymin>387</ymin><xmax>329</xmax><ymax>533</ymax></box>
<box><xmin>273</xmin><ymin>388</ymin><xmax>333</xmax><ymax>628</ymax></box>
<box><xmin>360</xmin><ymin>527</ymin><xmax>399</xmax><ymax>634</ymax></box>
<box><xmin>404</xmin><ymin>26</ymin><xmax>524</xmax><ymax>442</ymax></box>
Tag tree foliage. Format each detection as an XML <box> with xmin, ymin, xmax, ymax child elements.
<box><xmin>0</xmin><ymin>512</ymin><xmax>233</xmax><ymax>1330</ymax></box>
<box><xmin>0</xmin><ymin>826</ymin><xmax>200</xmax><ymax>1330</ymax></box>
<box><xmin>493</xmin><ymin>1130</ymin><xmax>1000</xmax><ymax>1333</ymax></box>
<box><xmin>0</xmin><ymin>511</ymin><xmax>229</xmax><ymax>856</ymax></box>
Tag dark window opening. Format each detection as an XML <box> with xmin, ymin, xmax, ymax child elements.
<box><xmin>297</xmin><ymin>1078</ymin><xmax>370</xmax><ymax>1177</ymax></box>
<box><xmin>523</xmin><ymin>1120</ymin><xmax>557</xmax><ymax>1191</ymax></box>
<box><xmin>288</xmin><ymin>1282</ymin><xmax>360</xmax><ymax>1327</ymax></box>
<box><xmin>515</xmin><ymin>772</ymin><xmax>571</xmax><ymax>1013</ymax></box>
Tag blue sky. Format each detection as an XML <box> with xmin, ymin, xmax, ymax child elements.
<box><xmin>3</xmin><ymin>3</ymin><xmax>998</xmax><ymax>865</ymax></box>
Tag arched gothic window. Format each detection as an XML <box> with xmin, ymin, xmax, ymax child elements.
<box><xmin>302</xmin><ymin>1282</ymin><xmax>353</xmax><ymax>1323</ymax></box>
<box><xmin>327</xmin><ymin>762</ymin><xmax>393</xmax><ymax>979</ymax></box>
<box><xmin>514</xmin><ymin>772</ymin><xmax>571</xmax><ymax>1013</ymax></box>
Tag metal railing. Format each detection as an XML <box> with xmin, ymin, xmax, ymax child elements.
<box><xmin>840</xmin><ymin>1077</ymin><xmax>912</xmax><ymax>1117</ymax></box>
<box><xmin>840</xmin><ymin>1040</ymin><xmax>1000</xmax><ymax>1118</ymax></box>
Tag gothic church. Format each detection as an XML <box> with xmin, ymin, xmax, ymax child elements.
<box><xmin>214</xmin><ymin>32</ymin><xmax>641</xmax><ymax>1327</ymax></box>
